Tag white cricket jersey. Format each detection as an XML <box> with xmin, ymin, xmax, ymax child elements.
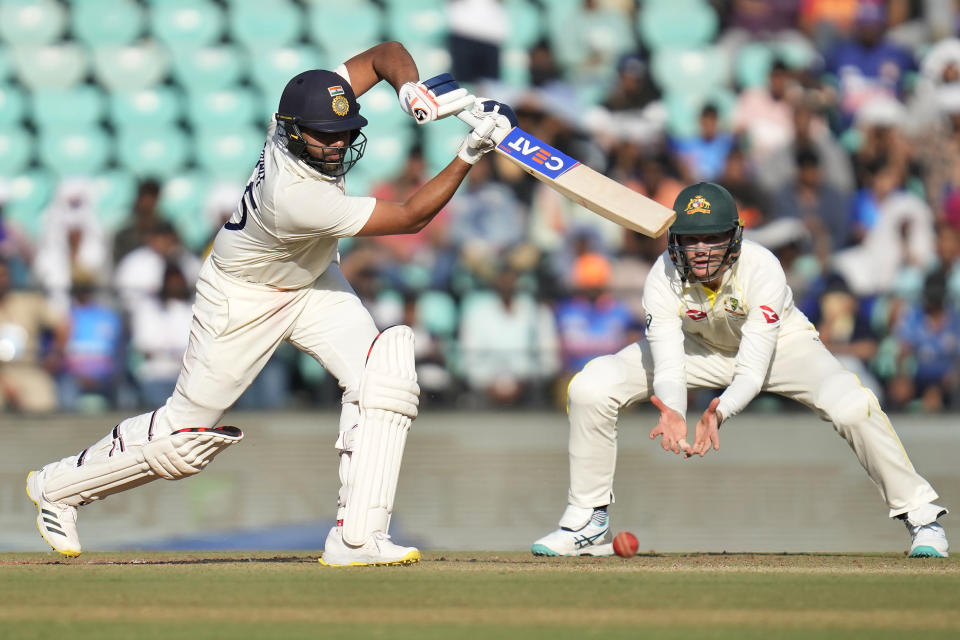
<box><xmin>211</xmin><ymin>120</ymin><xmax>376</xmax><ymax>290</ymax></box>
<box><xmin>642</xmin><ymin>239</ymin><xmax>814</xmax><ymax>419</ymax></box>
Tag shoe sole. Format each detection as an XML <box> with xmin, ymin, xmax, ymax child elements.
<box><xmin>531</xmin><ymin>542</ymin><xmax>614</xmax><ymax>557</ymax></box>
<box><xmin>909</xmin><ymin>545</ymin><xmax>948</xmax><ymax>558</ymax></box>
<box><xmin>25</xmin><ymin>472</ymin><xmax>81</xmax><ymax>558</ymax></box>
<box><xmin>318</xmin><ymin>549</ymin><xmax>421</xmax><ymax>567</ymax></box>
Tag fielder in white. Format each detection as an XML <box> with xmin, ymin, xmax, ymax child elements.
<box><xmin>26</xmin><ymin>42</ymin><xmax>515</xmax><ymax>566</ymax></box>
<box><xmin>533</xmin><ymin>182</ymin><xmax>950</xmax><ymax>558</ymax></box>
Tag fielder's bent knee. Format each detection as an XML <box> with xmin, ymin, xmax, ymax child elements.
<box><xmin>815</xmin><ymin>372</ymin><xmax>872</xmax><ymax>429</ymax></box>
<box><xmin>568</xmin><ymin>356</ymin><xmax>624</xmax><ymax>409</ymax></box>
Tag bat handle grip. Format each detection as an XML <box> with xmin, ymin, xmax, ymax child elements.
<box><xmin>455</xmin><ymin>98</ymin><xmax>482</xmax><ymax>129</ymax></box>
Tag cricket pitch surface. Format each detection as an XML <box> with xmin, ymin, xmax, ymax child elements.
<box><xmin>2</xmin><ymin>551</ymin><xmax>958</xmax><ymax>639</ymax></box>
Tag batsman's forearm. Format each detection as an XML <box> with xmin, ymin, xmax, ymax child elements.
<box><xmin>401</xmin><ymin>158</ymin><xmax>472</xmax><ymax>233</ymax></box>
<box><xmin>344</xmin><ymin>41</ymin><xmax>419</xmax><ymax>96</ymax></box>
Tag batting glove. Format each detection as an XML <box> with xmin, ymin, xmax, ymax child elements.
<box><xmin>472</xmin><ymin>99</ymin><xmax>518</xmax><ymax>144</ymax></box>
<box><xmin>457</xmin><ymin>113</ymin><xmax>497</xmax><ymax>165</ymax></box>
<box><xmin>398</xmin><ymin>73</ymin><xmax>475</xmax><ymax>124</ymax></box>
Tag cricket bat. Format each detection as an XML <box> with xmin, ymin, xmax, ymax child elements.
<box><xmin>456</xmin><ymin>105</ymin><xmax>675</xmax><ymax>238</ymax></box>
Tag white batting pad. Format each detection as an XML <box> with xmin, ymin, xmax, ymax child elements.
<box><xmin>43</xmin><ymin>427</ymin><xmax>243</xmax><ymax>507</ymax></box>
<box><xmin>342</xmin><ymin>325</ymin><xmax>420</xmax><ymax>546</ymax></box>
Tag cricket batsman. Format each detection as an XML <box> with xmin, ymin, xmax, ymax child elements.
<box><xmin>26</xmin><ymin>41</ymin><xmax>515</xmax><ymax>566</ymax></box>
<box><xmin>532</xmin><ymin>182</ymin><xmax>949</xmax><ymax>558</ymax></box>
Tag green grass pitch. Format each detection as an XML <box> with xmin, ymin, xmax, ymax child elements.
<box><xmin>1</xmin><ymin>552</ymin><xmax>957</xmax><ymax>639</ymax></box>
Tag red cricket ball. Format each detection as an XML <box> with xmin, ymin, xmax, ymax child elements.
<box><xmin>612</xmin><ymin>531</ymin><xmax>639</xmax><ymax>558</ymax></box>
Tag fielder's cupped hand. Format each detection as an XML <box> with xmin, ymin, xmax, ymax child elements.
<box><xmin>399</xmin><ymin>73</ymin><xmax>475</xmax><ymax>124</ymax></box>
<box><xmin>686</xmin><ymin>397</ymin><xmax>721</xmax><ymax>458</ymax></box>
<box><xmin>649</xmin><ymin>395</ymin><xmax>691</xmax><ymax>455</ymax></box>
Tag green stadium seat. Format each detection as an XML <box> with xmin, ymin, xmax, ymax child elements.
<box><xmin>0</xmin><ymin>0</ymin><xmax>67</xmax><ymax>46</ymax></box>
<box><xmin>361</xmin><ymin>128</ymin><xmax>415</xmax><ymax>185</ymax></box>
<box><xmin>505</xmin><ymin>0</ymin><xmax>542</xmax><ymax>50</ymax></box>
<box><xmin>0</xmin><ymin>47</ymin><xmax>12</xmax><ymax>81</ymax></box>
<box><xmin>638</xmin><ymin>0</ymin><xmax>718</xmax><ymax>51</ymax></box>
<box><xmin>91</xmin><ymin>42</ymin><xmax>170</xmax><ymax>91</ymax></box>
<box><xmin>150</xmin><ymin>0</ymin><xmax>225</xmax><ymax>49</ymax></box>
<box><xmin>3</xmin><ymin>170</ymin><xmax>55</xmax><ymax>237</ymax></box>
<box><xmin>735</xmin><ymin>42</ymin><xmax>774</xmax><ymax>89</ymax></box>
<box><xmin>422</xmin><ymin>116</ymin><xmax>465</xmax><ymax>175</ymax></box>
<box><xmin>171</xmin><ymin>45</ymin><xmax>247</xmax><ymax>92</ymax></box>
<box><xmin>90</xmin><ymin>169</ymin><xmax>137</xmax><ymax>232</ymax></box>
<box><xmin>417</xmin><ymin>290</ymin><xmax>458</xmax><ymax>337</ymax></box>
<box><xmin>500</xmin><ymin>47</ymin><xmax>530</xmax><ymax>88</ymax></box>
<box><xmin>0</xmin><ymin>127</ymin><xmax>31</xmax><ymax>176</ymax></box>
<box><xmin>662</xmin><ymin>87</ymin><xmax>735</xmax><ymax>139</ymax></box>
<box><xmin>72</xmin><ymin>0</ymin><xmax>144</xmax><ymax>47</ymax></box>
<box><xmin>12</xmin><ymin>43</ymin><xmax>88</xmax><ymax>90</ymax></box>
<box><xmin>109</xmin><ymin>87</ymin><xmax>183</xmax><ymax>127</ymax></box>
<box><xmin>249</xmin><ymin>46</ymin><xmax>325</xmax><ymax>107</ymax></box>
<box><xmin>171</xmin><ymin>206</ymin><xmax>215</xmax><ymax>252</ymax></box>
<box><xmin>159</xmin><ymin>171</ymin><xmax>210</xmax><ymax>222</ymax></box>
<box><xmin>0</xmin><ymin>83</ymin><xmax>25</xmax><ymax>125</ymax></box>
<box><xmin>31</xmin><ymin>86</ymin><xmax>106</xmax><ymax>127</ymax></box>
<box><xmin>356</xmin><ymin>83</ymin><xmax>410</xmax><ymax>135</ymax></box>
<box><xmin>341</xmin><ymin>164</ymin><xmax>375</xmax><ymax>198</ymax></box>
<box><xmin>651</xmin><ymin>46</ymin><xmax>730</xmax><ymax>95</ymax></box>
<box><xmin>37</xmin><ymin>125</ymin><xmax>112</xmax><ymax>176</ymax></box>
<box><xmin>194</xmin><ymin>126</ymin><xmax>264</xmax><ymax>181</ymax></box>
<box><xmin>186</xmin><ymin>87</ymin><xmax>261</xmax><ymax>131</ymax></box>
<box><xmin>548</xmin><ymin>5</ymin><xmax>634</xmax><ymax>75</ymax></box>
<box><xmin>116</xmin><ymin>125</ymin><xmax>188</xmax><ymax>179</ymax></box>
<box><xmin>307</xmin><ymin>0</ymin><xmax>383</xmax><ymax>54</ymax></box>
<box><xmin>385</xmin><ymin>0</ymin><xmax>447</xmax><ymax>47</ymax></box>
<box><xmin>229</xmin><ymin>0</ymin><xmax>303</xmax><ymax>49</ymax></box>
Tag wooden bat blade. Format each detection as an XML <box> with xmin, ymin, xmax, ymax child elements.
<box><xmin>492</xmin><ymin>126</ymin><xmax>675</xmax><ymax>238</ymax></box>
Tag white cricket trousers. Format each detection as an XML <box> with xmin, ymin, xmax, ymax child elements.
<box><xmin>43</xmin><ymin>258</ymin><xmax>378</xmax><ymax>480</ymax></box>
<box><xmin>567</xmin><ymin>329</ymin><xmax>939</xmax><ymax>518</ymax></box>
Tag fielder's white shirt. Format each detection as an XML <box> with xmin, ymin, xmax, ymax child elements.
<box><xmin>642</xmin><ymin>239</ymin><xmax>813</xmax><ymax>420</ymax></box>
<box><xmin>212</xmin><ymin>72</ymin><xmax>375</xmax><ymax>289</ymax></box>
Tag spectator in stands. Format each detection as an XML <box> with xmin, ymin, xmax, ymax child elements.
<box><xmin>609</xmin><ymin>230</ymin><xmax>665</xmax><ymax>327</ymax></box>
<box><xmin>824</xmin><ymin>3</ymin><xmax>916</xmax><ymax>129</ymax></box>
<box><xmin>760</xmin><ymin>94</ymin><xmax>855</xmax><ymax>197</ymax></box>
<box><xmin>114</xmin><ymin>221</ymin><xmax>201</xmax><ymax>313</ymax></box>
<box><xmin>449</xmin><ymin>156</ymin><xmax>526</xmax><ymax>268</ymax></box>
<box><xmin>446</xmin><ymin>0</ymin><xmax>507</xmax><ymax>84</ymax></box>
<box><xmin>371</xmin><ymin>147</ymin><xmax>457</xmax><ymax>291</ymax></box>
<box><xmin>889</xmin><ymin>269</ymin><xmax>960</xmax><ymax>411</ymax></box>
<box><xmin>58</xmin><ymin>272</ymin><xmax>127</xmax><ymax>412</ymax></box>
<box><xmin>833</xmin><ymin>160</ymin><xmax>936</xmax><ymax>298</ymax></box>
<box><xmin>33</xmin><ymin>179</ymin><xmax>110</xmax><ymax>314</ymax></box>
<box><xmin>773</xmin><ymin>146</ymin><xmax>852</xmax><ymax>257</ymax></box>
<box><xmin>459</xmin><ymin>261</ymin><xmax>559</xmax><ymax>406</ymax></box>
<box><xmin>913</xmin><ymin>86</ymin><xmax>960</xmax><ymax>222</ymax></box>
<box><xmin>112</xmin><ymin>179</ymin><xmax>161</xmax><ymax>263</ymax></box>
<box><xmin>850</xmin><ymin>97</ymin><xmax>912</xmax><ymax>206</ymax></box>
<box><xmin>0</xmin><ymin>258</ymin><xmax>67</xmax><ymax>413</ymax></box>
<box><xmin>0</xmin><ymin>191</ymin><xmax>34</xmax><ymax>289</ymax></box>
<box><xmin>717</xmin><ymin>147</ymin><xmax>771</xmax><ymax>228</ymax></box>
<box><xmin>555</xmin><ymin>252</ymin><xmax>632</xmax><ymax>375</ymax></box>
<box><xmin>602</xmin><ymin>53</ymin><xmax>661</xmax><ymax>112</ymax></box>
<box><xmin>732</xmin><ymin>59</ymin><xmax>799</xmax><ymax>169</ymax></box>
<box><xmin>128</xmin><ymin>263</ymin><xmax>194</xmax><ymax>408</ymax></box>
<box><xmin>808</xmin><ymin>274</ymin><xmax>884</xmax><ymax>401</ymax></box>
<box><xmin>671</xmin><ymin>103</ymin><xmax>736</xmax><ymax>183</ymax></box>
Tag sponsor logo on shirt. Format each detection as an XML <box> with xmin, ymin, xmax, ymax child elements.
<box><xmin>759</xmin><ymin>305</ymin><xmax>780</xmax><ymax>324</ymax></box>
<box><xmin>685</xmin><ymin>309</ymin><xmax>708</xmax><ymax>321</ymax></box>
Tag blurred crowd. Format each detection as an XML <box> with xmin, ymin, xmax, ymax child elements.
<box><xmin>3</xmin><ymin>0</ymin><xmax>960</xmax><ymax>414</ymax></box>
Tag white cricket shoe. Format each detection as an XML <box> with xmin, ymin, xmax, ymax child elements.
<box><xmin>531</xmin><ymin>507</ymin><xmax>611</xmax><ymax>556</ymax></box>
<box><xmin>907</xmin><ymin>521</ymin><xmax>949</xmax><ymax>558</ymax></box>
<box><xmin>26</xmin><ymin>470</ymin><xmax>81</xmax><ymax>557</ymax></box>
<box><xmin>319</xmin><ymin>526</ymin><xmax>421</xmax><ymax>566</ymax></box>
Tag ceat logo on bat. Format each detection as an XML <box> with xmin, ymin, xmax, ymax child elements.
<box><xmin>499</xmin><ymin>128</ymin><xmax>579</xmax><ymax>180</ymax></box>
<box><xmin>759</xmin><ymin>305</ymin><xmax>780</xmax><ymax>324</ymax></box>
<box><xmin>685</xmin><ymin>309</ymin><xmax>708</xmax><ymax>321</ymax></box>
